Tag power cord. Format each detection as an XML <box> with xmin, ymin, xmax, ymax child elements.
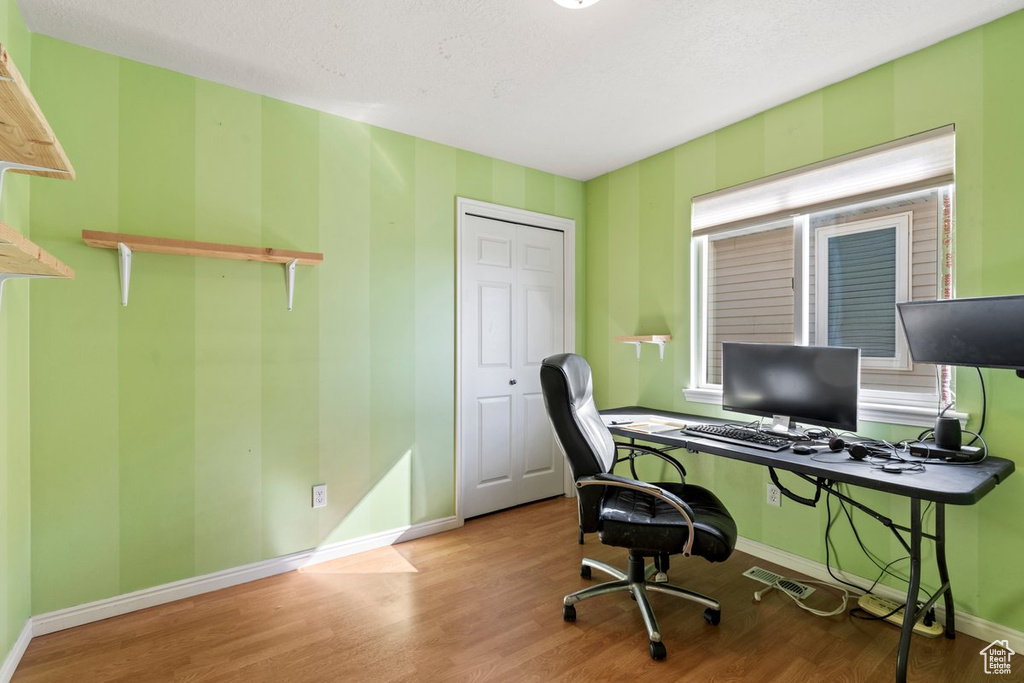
<box><xmin>919</xmin><ymin>366</ymin><xmax>987</xmax><ymax>447</ymax></box>
<box><xmin>968</xmin><ymin>366</ymin><xmax>987</xmax><ymax>446</ymax></box>
<box><xmin>753</xmin><ymin>578</ymin><xmax>850</xmax><ymax>617</ymax></box>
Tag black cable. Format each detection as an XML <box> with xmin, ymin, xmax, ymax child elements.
<box><xmin>920</xmin><ymin>367</ymin><xmax>987</xmax><ymax>445</ymax></box>
<box><xmin>837</xmin><ymin>491</ymin><xmax>934</xmax><ymax>597</ymax></box>
<box><xmin>824</xmin><ymin>489</ymin><xmax>874</xmax><ymax>594</ymax></box>
<box><xmin>967</xmin><ymin>366</ymin><xmax>986</xmax><ymax>446</ymax></box>
<box><xmin>838</xmin><ymin>497</ymin><xmax>909</xmax><ymax>585</ymax></box>
<box><xmin>823</xmin><ymin>485</ymin><xmax>935</xmax><ymax>624</ymax></box>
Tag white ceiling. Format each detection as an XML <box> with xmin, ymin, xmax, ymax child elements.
<box><xmin>17</xmin><ymin>0</ymin><xmax>1024</xmax><ymax>181</ymax></box>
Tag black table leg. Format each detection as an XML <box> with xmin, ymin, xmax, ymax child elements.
<box><xmin>935</xmin><ymin>502</ymin><xmax>956</xmax><ymax>639</ymax></box>
<box><xmin>896</xmin><ymin>498</ymin><xmax>922</xmax><ymax>683</ymax></box>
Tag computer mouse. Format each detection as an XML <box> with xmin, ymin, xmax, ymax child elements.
<box><xmin>792</xmin><ymin>445</ymin><xmax>817</xmax><ymax>455</ymax></box>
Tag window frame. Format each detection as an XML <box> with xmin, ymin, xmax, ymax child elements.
<box><xmin>686</xmin><ymin>205</ymin><xmax>959</xmax><ymax>429</ymax></box>
<box><xmin>813</xmin><ymin>211</ymin><xmax>912</xmax><ymax>371</ymax></box>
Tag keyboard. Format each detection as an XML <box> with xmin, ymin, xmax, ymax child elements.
<box><xmin>682</xmin><ymin>424</ymin><xmax>791</xmax><ymax>451</ymax></box>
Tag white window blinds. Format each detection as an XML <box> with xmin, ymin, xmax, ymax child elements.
<box><xmin>691</xmin><ymin>125</ymin><xmax>955</xmax><ymax>235</ymax></box>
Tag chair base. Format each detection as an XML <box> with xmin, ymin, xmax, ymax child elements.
<box><xmin>563</xmin><ymin>555</ymin><xmax>721</xmax><ymax>659</ymax></box>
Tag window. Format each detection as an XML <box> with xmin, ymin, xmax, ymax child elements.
<box><xmin>687</xmin><ymin>127</ymin><xmax>956</xmax><ymax>427</ymax></box>
<box><xmin>813</xmin><ymin>212</ymin><xmax>910</xmax><ymax>369</ymax></box>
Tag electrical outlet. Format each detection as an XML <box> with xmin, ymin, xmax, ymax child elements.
<box><xmin>312</xmin><ymin>484</ymin><xmax>327</xmax><ymax>509</ymax></box>
<box><xmin>766</xmin><ymin>483</ymin><xmax>782</xmax><ymax>507</ymax></box>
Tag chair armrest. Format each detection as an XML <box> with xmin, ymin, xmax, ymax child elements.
<box><xmin>577</xmin><ymin>473</ymin><xmax>696</xmax><ymax>557</ymax></box>
<box><xmin>614</xmin><ymin>442</ymin><xmax>686</xmax><ymax>482</ymax></box>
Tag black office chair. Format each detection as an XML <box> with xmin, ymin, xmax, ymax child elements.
<box><xmin>540</xmin><ymin>353</ymin><xmax>737</xmax><ymax>660</ymax></box>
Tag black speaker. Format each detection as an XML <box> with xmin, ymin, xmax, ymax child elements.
<box><xmin>934</xmin><ymin>416</ymin><xmax>962</xmax><ymax>451</ymax></box>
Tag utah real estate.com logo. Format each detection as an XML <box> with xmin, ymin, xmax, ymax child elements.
<box><xmin>980</xmin><ymin>640</ymin><xmax>1015</xmax><ymax>675</ymax></box>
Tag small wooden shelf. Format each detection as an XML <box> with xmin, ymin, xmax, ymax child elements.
<box><xmin>82</xmin><ymin>230</ymin><xmax>323</xmax><ymax>310</ymax></box>
<box><xmin>614</xmin><ymin>335</ymin><xmax>671</xmax><ymax>344</ymax></box>
<box><xmin>0</xmin><ymin>43</ymin><xmax>75</xmax><ymax>179</ymax></box>
<box><xmin>0</xmin><ymin>220</ymin><xmax>73</xmax><ymax>278</ymax></box>
<box><xmin>81</xmin><ymin>231</ymin><xmax>323</xmax><ymax>266</ymax></box>
<box><xmin>615</xmin><ymin>334</ymin><xmax>671</xmax><ymax>361</ymax></box>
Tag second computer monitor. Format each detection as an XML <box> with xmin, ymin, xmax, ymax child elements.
<box><xmin>722</xmin><ymin>342</ymin><xmax>860</xmax><ymax>433</ymax></box>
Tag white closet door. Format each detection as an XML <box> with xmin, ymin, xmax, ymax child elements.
<box><xmin>461</xmin><ymin>214</ymin><xmax>565</xmax><ymax>519</ymax></box>
<box><xmin>513</xmin><ymin>225</ymin><xmax>565</xmax><ymax>505</ymax></box>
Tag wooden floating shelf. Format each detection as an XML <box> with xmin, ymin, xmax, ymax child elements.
<box><xmin>82</xmin><ymin>230</ymin><xmax>322</xmax><ymax>310</ymax></box>
<box><xmin>0</xmin><ymin>220</ymin><xmax>74</xmax><ymax>278</ymax></box>
<box><xmin>615</xmin><ymin>334</ymin><xmax>671</xmax><ymax>361</ymax></box>
<box><xmin>0</xmin><ymin>43</ymin><xmax>75</xmax><ymax>179</ymax></box>
<box><xmin>81</xmin><ymin>231</ymin><xmax>323</xmax><ymax>266</ymax></box>
<box><xmin>614</xmin><ymin>335</ymin><xmax>671</xmax><ymax>344</ymax></box>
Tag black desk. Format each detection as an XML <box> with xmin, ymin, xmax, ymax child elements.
<box><xmin>602</xmin><ymin>406</ymin><xmax>1015</xmax><ymax>683</ymax></box>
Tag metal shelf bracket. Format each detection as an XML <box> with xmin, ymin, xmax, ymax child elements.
<box><xmin>118</xmin><ymin>242</ymin><xmax>132</xmax><ymax>306</ymax></box>
<box><xmin>647</xmin><ymin>339</ymin><xmax>667</xmax><ymax>361</ymax></box>
<box><xmin>285</xmin><ymin>258</ymin><xmax>297</xmax><ymax>311</ymax></box>
<box><xmin>0</xmin><ymin>161</ymin><xmax>70</xmax><ymax>209</ymax></box>
<box><xmin>0</xmin><ymin>272</ymin><xmax>54</xmax><ymax>312</ymax></box>
<box><xmin>616</xmin><ymin>336</ymin><xmax>669</xmax><ymax>361</ymax></box>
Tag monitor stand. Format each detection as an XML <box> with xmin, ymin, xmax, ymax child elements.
<box><xmin>768</xmin><ymin>415</ymin><xmax>807</xmax><ymax>439</ymax></box>
<box><xmin>769</xmin><ymin>414</ymin><xmax>792</xmax><ymax>434</ymax></box>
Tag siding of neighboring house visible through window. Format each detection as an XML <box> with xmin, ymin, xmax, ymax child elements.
<box><xmin>707</xmin><ymin>225</ymin><xmax>794</xmax><ymax>384</ymax></box>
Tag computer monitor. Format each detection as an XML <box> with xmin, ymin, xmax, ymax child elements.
<box><xmin>722</xmin><ymin>342</ymin><xmax>860</xmax><ymax>433</ymax></box>
<box><xmin>897</xmin><ymin>295</ymin><xmax>1024</xmax><ymax>376</ymax></box>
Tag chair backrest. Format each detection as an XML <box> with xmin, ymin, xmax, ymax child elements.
<box><xmin>540</xmin><ymin>354</ymin><xmax>619</xmax><ymax>534</ymax></box>
<box><xmin>540</xmin><ymin>353</ymin><xmax>617</xmax><ymax>479</ymax></box>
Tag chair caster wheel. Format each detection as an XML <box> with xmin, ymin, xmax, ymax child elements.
<box><xmin>580</xmin><ymin>565</ymin><xmax>592</xmax><ymax>580</ymax></box>
<box><xmin>649</xmin><ymin>640</ymin><xmax>666</xmax><ymax>660</ymax></box>
<box><xmin>563</xmin><ymin>604</ymin><xmax>576</xmax><ymax>622</ymax></box>
<box><xmin>704</xmin><ymin>608</ymin><xmax>721</xmax><ymax>626</ymax></box>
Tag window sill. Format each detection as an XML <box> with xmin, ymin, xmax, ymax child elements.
<box><xmin>682</xmin><ymin>387</ymin><xmax>967</xmax><ymax>430</ymax></box>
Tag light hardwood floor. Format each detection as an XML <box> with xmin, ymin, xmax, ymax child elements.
<box><xmin>15</xmin><ymin>497</ymin><xmax>992</xmax><ymax>682</ymax></box>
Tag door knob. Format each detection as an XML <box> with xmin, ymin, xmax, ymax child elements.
<box><xmin>509</xmin><ymin>379</ymin><xmax>517</xmax><ymax>385</ymax></box>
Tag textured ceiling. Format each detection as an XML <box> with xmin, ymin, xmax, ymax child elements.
<box><xmin>17</xmin><ymin>0</ymin><xmax>1024</xmax><ymax>180</ymax></box>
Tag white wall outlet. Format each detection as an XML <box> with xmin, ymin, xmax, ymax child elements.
<box><xmin>312</xmin><ymin>484</ymin><xmax>327</xmax><ymax>509</ymax></box>
<box><xmin>766</xmin><ymin>483</ymin><xmax>782</xmax><ymax>507</ymax></box>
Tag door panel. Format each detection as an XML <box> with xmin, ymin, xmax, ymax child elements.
<box><xmin>524</xmin><ymin>286</ymin><xmax>555</xmax><ymax>364</ymax></box>
<box><xmin>477</xmin><ymin>234</ymin><xmax>512</xmax><ymax>268</ymax></box>
<box><xmin>522</xmin><ymin>393</ymin><xmax>556</xmax><ymax>476</ymax></box>
<box><xmin>514</xmin><ymin>226</ymin><xmax>564</xmax><ymax>504</ymax></box>
<box><xmin>523</xmin><ymin>243</ymin><xmax>554</xmax><ymax>272</ymax></box>
<box><xmin>461</xmin><ymin>213</ymin><xmax>566</xmax><ymax>519</ymax></box>
<box><xmin>479</xmin><ymin>282</ymin><xmax>512</xmax><ymax>367</ymax></box>
<box><xmin>477</xmin><ymin>396</ymin><xmax>513</xmax><ymax>483</ymax></box>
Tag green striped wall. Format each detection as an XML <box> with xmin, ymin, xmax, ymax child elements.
<box><xmin>585</xmin><ymin>10</ymin><xmax>1024</xmax><ymax>630</ymax></box>
<box><xmin>26</xmin><ymin>35</ymin><xmax>585</xmax><ymax>614</ymax></box>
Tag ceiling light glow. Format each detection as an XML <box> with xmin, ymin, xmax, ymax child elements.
<box><xmin>552</xmin><ymin>0</ymin><xmax>601</xmax><ymax>9</ymax></box>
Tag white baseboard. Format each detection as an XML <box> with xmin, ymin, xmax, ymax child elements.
<box><xmin>305</xmin><ymin>515</ymin><xmax>460</xmax><ymax>566</ymax></box>
<box><xmin>31</xmin><ymin>515</ymin><xmax>460</xmax><ymax>638</ymax></box>
<box><xmin>736</xmin><ymin>535</ymin><xmax>1024</xmax><ymax>651</ymax></box>
<box><xmin>0</xmin><ymin>620</ymin><xmax>32</xmax><ymax>683</ymax></box>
